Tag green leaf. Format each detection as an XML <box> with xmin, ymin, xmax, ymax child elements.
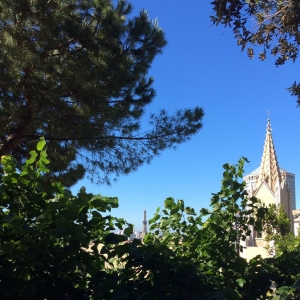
<box><xmin>223</xmin><ymin>163</ymin><xmax>231</xmax><ymax>170</ymax></box>
<box><xmin>107</xmin><ymin>197</ymin><xmax>119</xmax><ymax>208</ymax></box>
<box><xmin>26</xmin><ymin>151</ymin><xmax>38</xmax><ymax>165</ymax></box>
<box><xmin>37</xmin><ymin>137</ymin><xmax>46</xmax><ymax>151</ymax></box>
<box><xmin>114</xmin><ymin>222</ymin><xmax>123</xmax><ymax>230</ymax></box>
<box><xmin>92</xmin><ymin>210</ymin><xmax>102</xmax><ymax>218</ymax></box>
<box><xmin>236</xmin><ymin>278</ymin><xmax>246</xmax><ymax>287</ymax></box>
<box><xmin>37</xmin><ymin>160</ymin><xmax>50</xmax><ymax>172</ymax></box>
<box><xmin>213</xmin><ymin>202</ymin><xmax>221</xmax><ymax>211</ymax></box>
<box><xmin>277</xmin><ymin>286</ymin><xmax>292</xmax><ymax>295</ymax></box>
<box><xmin>124</xmin><ymin>225</ymin><xmax>133</xmax><ymax>237</ymax></box>
<box><xmin>171</xmin><ymin>213</ymin><xmax>181</xmax><ymax>221</ymax></box>
<box><xmin>149</xmin><ymin>212</ymin><xmax>161</xmax><ymax>225</ymax></box>
<box><xmin>200</xmin><ymin>208</ymin><xmax>210</xmax><ymax>215</ymax></box>
<box><xmin>40</xmin><ymin>150</ymin><xmax>50</xmax><ymax>164</ymax></box>
<box><xmin>160</xmin><ymin>219</ymin><xmax>170</xmax><ymax>229</ymax></box>
<box><xmin>170</xmin><ymin>207</ymin><xmax>179</xmax><ymax>215</ymax></box>
<box><xmin>104</xmin><ymin>233</ymin><xmax>127</xmax><ymax>245</ymax></box>
<box><xmin>257</xmin><ymin>207</ymin><xmax>266</xmax><ymax>218</ymax></box>
<box><xmin>92</xmin><ymin>199</ymin><xmax>106</xmax><ymax>211</ymax></box>
<box><xmin>184</xmin><ymin>206</ymin><xmax>196</xmax><ymax>215</ymax></box>
<box><xmin>177</xmin><ymin>199</ymin><xmax>184</xmax><ymax>211</ymax></box>
<box><xmin>164</xmin><ymin>197</ymin><xmax>176</xmax><ymax>210</ymax></box>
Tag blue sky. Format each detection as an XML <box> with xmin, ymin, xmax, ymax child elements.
<box><xmin>72</xmin><ymin>1</ymin><xmax>300</xmax><ymax>230</ymax></box>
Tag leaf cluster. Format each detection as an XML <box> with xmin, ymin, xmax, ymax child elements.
<box><xmin>211</xmin><ymin>0</ymin><xmax>300</xmax><ymax>103</ymax></box>
<box><xmin>0</xmin><ymin>138</ymin><xmax>133</xmax><ymax>299</ymax></box>
<box><xmin>263</xmin><ymin>204</ymin><xmax>291</xmax><ymax>255</ymax></box>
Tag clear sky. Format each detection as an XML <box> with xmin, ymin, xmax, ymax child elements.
<box><xmin>71</xmin><ymin>0</ymin><xmax>300</xmax><ymax>230</ymax></box>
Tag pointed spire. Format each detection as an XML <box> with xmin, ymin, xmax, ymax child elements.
<box><xmin>143</xmin><ymin>209</ymin><xmax>147</xmax><ymax>234</ymax></box>
<box><xmin>258</xmin><ymin>118</ymin><xmax>281</xmax><ymax>193</ymax></box>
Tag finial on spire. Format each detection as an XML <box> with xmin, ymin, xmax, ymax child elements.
<box><xmin>267</xmin><ymin>109</ymin><xmax>270</xmax><ymax>119</ymax></box>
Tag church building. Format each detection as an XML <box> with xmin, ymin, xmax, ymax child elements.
<box><xmin>241</xmin><ymin>118</ymin><xmax>296</xmax><ymax>259</ymax></box>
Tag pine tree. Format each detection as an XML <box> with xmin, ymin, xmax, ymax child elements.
<box><xmin>0</xmin><ymin>0</ymin><xmax>204</xmax><ymax>186</ymax></box>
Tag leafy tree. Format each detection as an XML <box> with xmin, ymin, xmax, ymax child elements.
<box><xmin>145</xmin><ymin>157</ymin><xmax>268</xmax><ymax>299</ymax></box>
<box><xmin>273</xmin><ymin>232</ymin><xmax>300</xmax><ymax>256</ymax></box>
<box><xmin>238</xmin><ymin>251</ymin><xmax>300</xmax><ymax>299</ymax></box>
<box><xmin>211</xmin><ymin>0</ymin><xmax>300</xmax><ymax>103</ymax></box>
<box><xmin>263</xmin><ymin>206</ymin><xmax>300</xmax><ymax>257</ymax></box>
<box><xmin>141</xmin><ymin>158</ymin><xmax>300</xmax><ymax>299</ymax></box>
<box><xmin>0</xmin><ymin>137</ymin><xmax>134</xmax><ymax>299</ymax></box>
<box><xmin>0</xmin><ymin>0</ymin><xmax>204</xmax><ymax>186</ymax></box>
<box><xmin>263</xmin><ymin>204</ymin><xmax>291</xmax><ymax>255</ymax></box>
<box><xmin>265</xmin><ymin>204</ymin><xmax>291</xmax><ymax>237</ymax></box>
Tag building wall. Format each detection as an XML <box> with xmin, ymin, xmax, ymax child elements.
<box><xmin>255</xmin><ymin>183</ymin><xmax>276</xmax><ymax>207</ymax></box>
<box><xmin>295</xmin><ymin>222</ymin><xmax>299</xmax><ymax>235</ymax></box>
<box><xmin>280</xmin><ymin>182</ymin><xmax>291</xmax><ymax>219</ymax></box>
<box><xmin>285</xmin><ymin>172</ymin><xmax>296</xmax><ymax>211</ymax></box>
<box><xmin>240</xmin><ymin>246</ymin><xmax>270</xmax><ymax>261</ymax></box>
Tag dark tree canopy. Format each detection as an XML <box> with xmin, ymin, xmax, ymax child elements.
<box><xmin>211</xmin><ymin>0</ymin><xmax>300</xmax><ymax>103</ymax></box>
<box><xmin>0</xmin><ymin>0</ymin><xmax>204</xmax><ymax>186</ymax></box>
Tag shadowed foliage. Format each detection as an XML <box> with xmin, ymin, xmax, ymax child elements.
<box><xmin>211</xmin><ymin>0</ymin><xmax>300</xmax><ymax>104</ymax></box>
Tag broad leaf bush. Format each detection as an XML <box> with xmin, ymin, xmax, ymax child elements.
<box><xmin>1</xmin><ymin>140</ymin><xmax>300</xmax><ymax>299</ymax></box>
<box><xmin>0</xmin><ymin>138</ymin><xmax>132</xmax><ymax>299</ymax></box>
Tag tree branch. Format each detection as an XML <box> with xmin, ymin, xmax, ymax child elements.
<box><xmin>22</xmin><ymin>130</ymin><xmax>181</xmax><ymax>142</ymax></box>
<box><xmin>0</xmin><ymin>69</ymin><xmax>34</xmax><ymax>156</ymax></box>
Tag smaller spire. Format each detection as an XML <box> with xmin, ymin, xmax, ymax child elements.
<box><xmin>143</xmin><ymin>209</ymin><xmax>147</xmax><ymax>233</ymax></box>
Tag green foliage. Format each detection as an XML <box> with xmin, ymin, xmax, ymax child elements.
<box><xmin>0</xmin><ymin>137</ymin><xmax>133</xmax><ymax>299</ymax></box>
<box><xmin>211</xmin><ymin>0</ymin><xmax>300</xmax><ymax>104</ymax></box>
<box><xmin>145</xmin><ymin>157</ymin><xmax>269</xmax><ymax>299</ymax></box>
<box><xmin>274</xmin><ymin>233</ymin><xmax>300</xmax><ymax>257</ymax></box>
<box><xmin>142</xmin><ymin>157</ymin><xmax>300</xmax><ymax>299</ymax></box>
<box><xmin>236</xmin><ymin>252</ymin><xmax>300</xmax><ymax>300</ymax></box>
<box><xmin>2</xmin><ymin>142</ymin><xmax>300</xmax><ymax>299</ymax></box>
<box><xmin>109</xmin><ymin>242</ymin><xmax>215</xmax><ymax>300</ymax></box>
<box><xmin>263</xmin><ymin>204</ymin><xmax>292</xmax><ymax>255</ymax></box>
<box><xmin>0</xmin><ymin>0</ymin><xmax>204</xmax><ymax>186</ymax></box>
<box><xmin>265</xmin><ymin>204</ymin><xmax>291</xmax><ymax>237</ymax></box>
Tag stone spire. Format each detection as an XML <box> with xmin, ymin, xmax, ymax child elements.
<box><xmin>258</xmin><ymin>118</ymin><xmax>281</xmax><ymax>193</ymax></box>
<box><xmin>143</xmin><ymin>209</ymin><xmax>147</xmax><ymax>234</ymax></box>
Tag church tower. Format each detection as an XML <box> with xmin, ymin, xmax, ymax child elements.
<box><xmin>143</xmin><ymin>209</ymin><xmax>147</xmax><ymax>234</ymax></box>
<box><xmin>242</xmin><ymin>118</ymin><xmax>296</xmax><ymax>258</ymax></box>
<box><xmin>244</xmin><ymin>118</ymin><xmax>296</xmax><ymax>218</ymax></box>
